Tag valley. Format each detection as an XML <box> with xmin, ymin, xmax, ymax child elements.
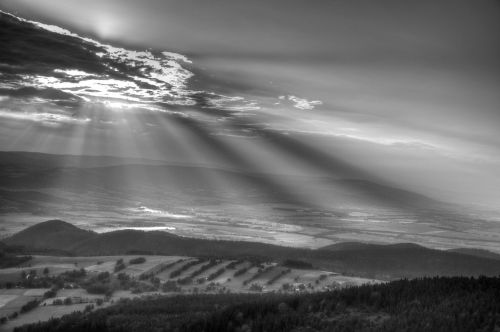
<box><xmin>1</xmin><ymin>152</ymin><xmax>500</xmax><ymax>253</ymax></box>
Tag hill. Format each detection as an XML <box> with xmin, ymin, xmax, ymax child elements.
<box><xmin>448</xmin><ymin>247</ymin><xmax>500</xmax><ymax>261</ymax></box>
<box><xmin>3</xmin><ymin>220</ymin><xmax>96</xmax><ymax>253</ymax></box>
<box><xmin>70</xmin><ymin>229</ymin><xmax>295</xmax><ymax>258</ymax></box>
<box><xmin>4</xmin><ymin>221</ymin><xmax>500</xmax><ymax>280</ymax></box>
<box><xmin>316</xmin><ymin>242</ymin><xmax>500</xmax><ymax>279</ymax></box>
<box><xmin>12</xmin><ymin>276</ymin><xmax>500</xmax><ymax>332</ymax></box>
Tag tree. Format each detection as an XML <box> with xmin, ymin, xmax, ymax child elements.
<box><xmin>114</xmin><ymin>259</ymin><xmax>126</xmax><ymax>272</ymax></box>
<box><xmin>44</xmin><ymin>289</ymin><xmax>57</xmax><ymax>298</ymax></box>
<box><xmin>129</xmin><ymin>257</ymin><xmax>146</xmax><ymax>265</ymax></box>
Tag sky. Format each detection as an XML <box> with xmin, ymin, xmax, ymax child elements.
<box><xmin>0</xmin><ymin>0</ymin><xmax>500</xmax><ymax>207</ymax></box>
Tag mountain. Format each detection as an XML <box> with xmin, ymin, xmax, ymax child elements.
<box><xmin>64</xmin><ymin>228</ymin><xmax>303</xmax><ymax>260</ymax></box>
<box><xmin>320</xmin><ymin>241</ymin><xmax>378</xmax><ymax>251</ymax></box>
<box><xmin>0</xmin><ymin>151</ymin><xmax>454</xmax><ymax>210</ymax></box>
<box><xmin>4</xmin><ymin>220</ymin><xmax>500</xmax><ymax>280</ymax></box>
<box><xmin>3</xmin><ymin>220</ymin><xmax>96</xmax><ymax>252</ymax></box>
<box><xmin>0</xmin><ymin>151</ymin><xmax>168</xmax><ymax>170</ymax></box>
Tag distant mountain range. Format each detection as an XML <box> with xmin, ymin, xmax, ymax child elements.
<box><xmin>0</xmin><ymin>151</ymin><xmax>498</xmax><ymax>258</ymax></box>
<box><xmin>0</xmin><ymin>151</ymin><xmax>453</xmax><ymax>211</ymax></box>
<box><xmin>4</xmin><ymin>220</ymin><xmax>500</xmax><ymax>280</ymax></box>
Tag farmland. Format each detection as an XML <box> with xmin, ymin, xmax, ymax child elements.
<box><xmin>0</xmin><ymin>255</ymin><xmax>379</xmax><ymax>331</ymax></box>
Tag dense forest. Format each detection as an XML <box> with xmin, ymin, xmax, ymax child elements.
<box><xmin>14</xmin><ymin>276</ymin><xmax>500</xmax><ymax>332</ymax></box>
<box><xmin>0</xmin><ymin>243</ymin><xmax>31</xmax><ymax>268</ymax></box>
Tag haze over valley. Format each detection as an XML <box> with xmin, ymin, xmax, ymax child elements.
<box><xmin>1</xmin><ymin>151</ymin><xmax>500</xmax><ymax>253</ymax></box>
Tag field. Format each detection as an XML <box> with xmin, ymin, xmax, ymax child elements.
<box><xmin>0</xmin><ymin>289</ymin><xmax>48</xmax><ymax>325</ymax></box>
<box><xmin>0</xmin><ymin>304</ymin><xmax>89</xmax><ymax>332</ymax></box>
<box><xmin>0</xmin><ymin>255</ymin><xmax>380</xmax><ymax>331</ymax></box>
<box><xmin>1</xmin><ymin>255</ymin><xmax>379</xmax><ymax>292</ymax></box>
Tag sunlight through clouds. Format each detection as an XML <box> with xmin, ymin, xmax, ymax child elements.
<box><xmin>1</xmin><ymin>0</ymin><xmax>500</xmax><ymax>261</ymax></box>
<box><xmin>0</xmin><ymin>109</ymin><xmax>91</xmax><ymax>126</ymax></box>
<box><xmin>0</xmin><ymin>10</ymin><xmax>198</xmax><ymax>117</ymax></box>
<box><xmin>1</xmin><ymin>6</ymin><xmax>500</xmax><ymax>211</ymax></box>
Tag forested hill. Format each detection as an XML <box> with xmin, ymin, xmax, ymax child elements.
<box><xmin>14</xmin><ymin>276</ymin><xmax>500</xmax><ymax>332</ymax></box>
<box><xmin>5</xmin><ymin>220</ymin><xmax>500</xmax><ymax>280</ymax></box>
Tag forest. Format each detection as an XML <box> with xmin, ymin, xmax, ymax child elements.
<box><xmin>0</xmin><ymin>243</ymin><xmax>31</xmax><ymax>268</ymax></box>
<box><xmin>13</xmin><ymin>276</ymin><xmax>500</xmax><ymax>332</ymax></box>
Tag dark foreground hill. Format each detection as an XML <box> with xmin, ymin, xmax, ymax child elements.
<box><xmin>13</xmin><ymin>276</ymin><xmax>500</xmax><ymax>332</ymax></box>
<box><xmin>4</xmin><ymin>220</ymin><xmax>96</xmax><ymax>253</ymax></box>
<box><xmin>4</xmin><ymin>220</ymin><xmax>500</xmax><ymax>279</ymax></box>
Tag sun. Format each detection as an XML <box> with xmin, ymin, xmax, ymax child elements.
<box><xmin>94</xmin><ymin>15</ymin><xmax>120</xmax><ymax>39</ymax></box>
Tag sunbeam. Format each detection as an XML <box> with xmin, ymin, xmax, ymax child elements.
<box><xmin>1</xmin><ymin>5</ymin><xmax>500</xmax><ymax>252</ymax></box>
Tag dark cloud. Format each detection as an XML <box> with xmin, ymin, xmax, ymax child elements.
<box><xmin>0</xmin><ymin>13</ymin><xmax>109</xmax><ymax>76</ymax></box>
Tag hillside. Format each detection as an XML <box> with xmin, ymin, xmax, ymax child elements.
<box><xmin>0</xmin><ymin>243</ymin><xmax>31</xmax><ymax>268</ymax></box>
<box><xmin>316</xmin><ymin>242</ymin><xmax>500</xmax><ymax>279</ymax></box>
<box><xmin>12</xmin><ymin>276</ymin><xmax>500</xmax><ymax>332</ymax></box>
<box><xmin>448</xmin><ymin>247</ymin><xmax>500</xmax><ymax>261</ymax></box>
<box><xmin>70</xmin><ymin>229</ymin><xmax>295</xmax><ymax>258</ymax></box>
<box><xmin>4</xmin><ymin>221</ymin><xmax>500</xmax><ymax>280</ymax></box>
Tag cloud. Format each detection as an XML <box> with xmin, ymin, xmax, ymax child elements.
<box><xmin>0</xmin><ymin>109</ymin><xmax>90</xmax><ymax>126</ymax></box>
<box><xmin>1</xmin><ymin>9</ymin><xmax>499</xmax><ymax>209</ymax></box>
<box><xmin>279</xmin><ymin>95</ymin><xmax>322</xmax><ymax>110</ymax></box>
<box><xmin>203</xmin><ymin>94</ymin><xmax>261</xmax><ymax>112</ymax></box>
<box><xmin>0</xmin><ymin>10</ymin><xmax>197</xmax><ymax>112</ymax></box>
